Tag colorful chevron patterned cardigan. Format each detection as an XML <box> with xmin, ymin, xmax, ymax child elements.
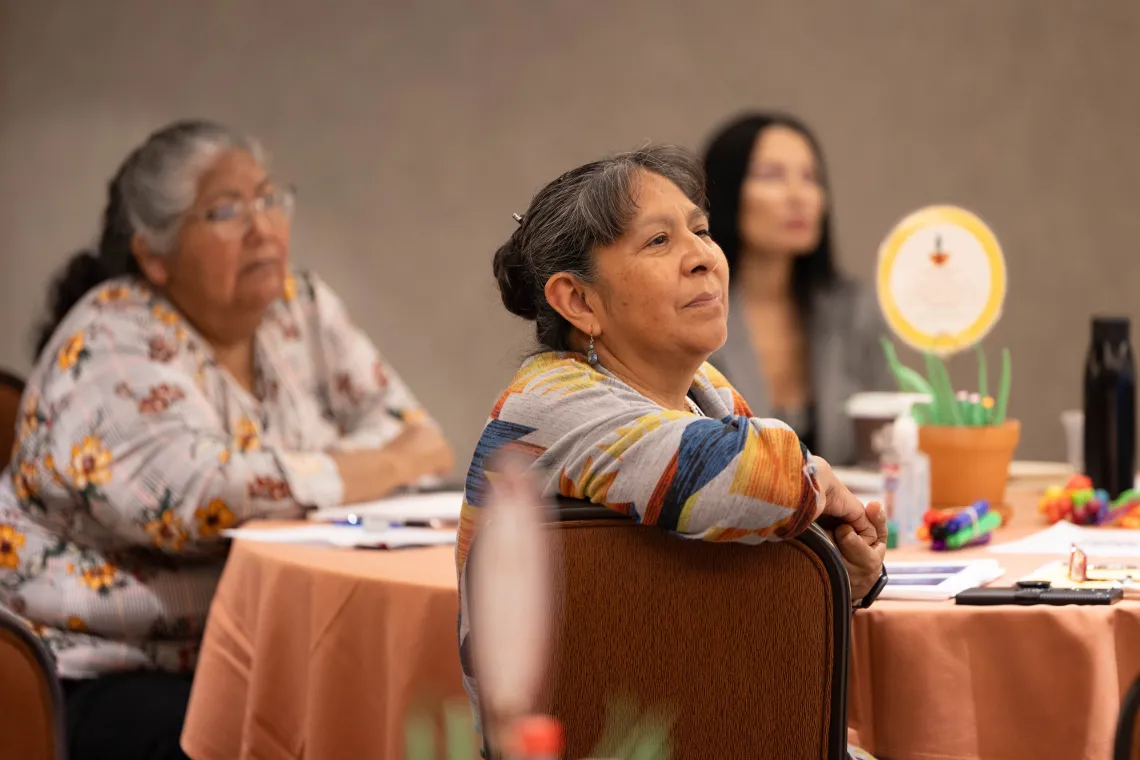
<box><xmin>456</xmin><ymin>351</ymin><xmax>822</xmax><ymax>728</ymax></box>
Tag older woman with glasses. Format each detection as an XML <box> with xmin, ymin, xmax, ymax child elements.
<box><xmin>0</xmin><ymin>120</ymin><xmax>451</xmax><ymax>760</ymax></box>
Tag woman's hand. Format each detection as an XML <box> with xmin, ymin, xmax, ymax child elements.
<box><xmin>813</xmin><ymin>457</ymin><xmax>879</xmax><ymax>546</ymax></box>
<box><xmin>330</xmin><ymin>424</ymin><xmax>453</xmax><ymax>504</ymax></box>
<box><xmin>835</xmin><ymin>501</ymin><xmax>888</xmax><ymax>601</ymax></box>
<box><xmin>386</xmin><ymin>423</ymin><xmax>454</xmax><ymax>478</ymax></box>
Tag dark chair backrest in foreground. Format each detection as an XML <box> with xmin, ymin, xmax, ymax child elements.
<box><xmin>0</xmin><ymin>605</ymin><xmax>67</xmax><ymax>760</ymax></box>
<box><xmin>0</xmin><ymin>370</ymin><xmax>25</xmax><ymax>472</ymax></box>
<box><xmin>473</xmin><ymin>498</ymin><xmax>852</xmax><ymax>760</ymax></box>
<box><xmin>1115</xmin><ymin>672</ymin><xmax>1140</xmax><ymax>760</ymax></box>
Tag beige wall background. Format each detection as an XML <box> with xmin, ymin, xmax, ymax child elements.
<box><xmin>2</xmin><ymin>0</ymin><xmax>1139</xmax><ymax>469</ymax></box>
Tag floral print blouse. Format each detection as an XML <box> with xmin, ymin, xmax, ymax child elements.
<box><xmin>0</xmin><ymin>271</ymin><xmax>435</xmax><ymax>678</ymax></box>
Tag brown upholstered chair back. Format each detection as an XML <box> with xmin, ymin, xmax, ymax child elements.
<box><xmin>0</xmin><ymin>605</ymin><xmax>67</xmax><ymax>760</ymax></box>
<box><xmin>0</xmin><ymin>370</ymin><xmax>25</xmax><ymax>473</ymax></box>
<box><xmin>473</xmin><ymin>501</ymin><xmax>851</xmax><ymax>760</ymax></box>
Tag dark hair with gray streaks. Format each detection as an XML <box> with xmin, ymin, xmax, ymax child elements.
<box><xmin>493</xmin><ymin>145</ymin><xmax>706</xmax><ymax>351</ymax></box>
<box><xmin>34</xmin><ymin>119</ymin><xmax>264</xmax><ymax>358</ymax></box>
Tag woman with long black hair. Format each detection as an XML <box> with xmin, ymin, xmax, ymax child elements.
<box><xmin>705</xmin><ymin>112</ymin><xmax>891</xmax><ymax>465</ymax></box>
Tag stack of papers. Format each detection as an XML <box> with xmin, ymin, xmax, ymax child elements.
<box><xmin>222</xmin><ymin>524</ymin><xmax>457</xmax><ymax>549</ymax></box>
<box><xmin>989</xmin><ymin>522</ymin><xmax>1140</xmax><ymax>557</ymax></box>
<box><xmin>308</xmin><ymin>490</ymin><xmax>464</xmax><ymax>530</ymax></box>
<box><xmin>1021</xmin><ymin>560</ymin><xmax>1138</xmax><ymax>588</ymax></box>
<box><xmin>1021</xmin><ymin>560</ymin><xmax>1140</xmax><ymax>599</ymax></box>
<box><xmin>882</xmin><ymin>559</ymin><xmax>1005</xmax><ymax>601</ymax></box>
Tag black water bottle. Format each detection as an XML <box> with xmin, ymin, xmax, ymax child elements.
<box><xmin>1084</xmin><ymin>317</ymin><xmax>1136</xmax><ymax>498</ymax></box>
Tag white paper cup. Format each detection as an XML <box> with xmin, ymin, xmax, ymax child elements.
<box><xmin>844</xmin><ymin>392</ymin><xmax>933</xmax><ymax>467</ymax></box>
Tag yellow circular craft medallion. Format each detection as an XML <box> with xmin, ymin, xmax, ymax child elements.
<box><xmin>876</xmin><ymin>205</ymin><xmax>1006</xmax><ymax>356</ymax></box>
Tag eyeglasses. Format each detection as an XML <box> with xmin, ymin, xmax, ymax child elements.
<box><xmin>189</xmin><ymin>185</ymin><xmax>296</xmax><ymax>238</ymax></box>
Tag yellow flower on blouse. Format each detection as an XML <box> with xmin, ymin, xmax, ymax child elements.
<box><xmin>0</xmin><ymin>525</ymin><xmax>26</xmax><ymax>569</ymax></box>
<box><xmin>12</xmin><ymin>460</ymin><xmax>38</xmax><ymax>501</ymax></box>
<box><xmin>152</xmin><ymin>304</ymin><xmax>188</xmax><ymax>341</ymax></box>
<box><xmin>43</xmin><ymin>453</ymin><xmax>64</xmax><ymax>485</ymax></box>
<box><xmin>282</xmin><ymin>272</ymin><xmax>297</xmax><ymax>302</ymax></box>
<box><xmin>195</xmin><ymin>498</ymin><xmax>236</xmax><ymax>538</ymax></box>
<box><xmin>97</xmin><ymin>283</ymin><xmax>131</xmax><ymax>303</ymax></box>
<box><xmin>57</xmin><ymin>332</ymin><xmax>85</xmax><ymax>370</ymax></box>
<box><xmin>145</xmin><ymin>510</ymin><xmax>188</xmax><ymax>552</ymax></box>
<box><xmin>18</xmin><ymin>392</ymin><xmax>38</xmax><ymax>437</ymax></box>
<box><xmin>401</xmin><ymin>407</ymin><xmax>428</xmax><ymax>426</ymax></box>
<box><xmin>80</xmin><ymin>563</ymin><xmax>118</xmax><ymax>592</ymax></box>
<box><xmin>66</xmin><ymin>616</ymin><xmax>88</xmax><ymax>633</ymax></box>
<box><xmin>152</xmin><ymin>304</ymin><xmax>180</xmax><ymax>326</ymax></box>
<box><xmin>68</xmin><ymin>436</ymin><xmax>113</xmax><ymax>491</ymax></box>
<box><xmin>235</xmin><ymin>417</ymin><xmax>261</xmax><ymax>452</ymax></box>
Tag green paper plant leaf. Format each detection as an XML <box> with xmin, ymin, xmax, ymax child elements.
<box><xmin>924</xmin><ymin>353</ymin><xmax>962</xmax><ymax>426</ymax></box>
<box><xmin>993</xmin><ymin>348</ymin><xmax>1012</xmax><ymax>425</ymax></box>
<box><xmin>879</xmin><ymin>338</ymin><xmax>1013</xmax><ymax>428</ymax></box>
<box><xmin>880</xmin><ymin>336</ymin><xmax>935</xmax><ymax>397</ymax></box>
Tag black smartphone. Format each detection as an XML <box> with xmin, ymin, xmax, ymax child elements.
<box><xmin>956</xmin><ymin>585</ymin><xmax>1122</xmax><ymax>606</ymax></box>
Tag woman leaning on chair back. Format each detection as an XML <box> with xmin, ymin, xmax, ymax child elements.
<box><xmin>457</xmin><ymin>145</ymin><xmax>887</xmax><ymax>756</ymax></box>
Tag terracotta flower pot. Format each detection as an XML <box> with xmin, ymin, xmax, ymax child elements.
<box><xmin>918</xmin><ymin>420</ymin><xmax>1021</xmax><ymax>511</ymax></box>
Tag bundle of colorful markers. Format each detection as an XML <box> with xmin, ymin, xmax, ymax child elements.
<box><xmin>916</xmin><ymin>500</ymin><xmax>1001</xmax><ymax>550</ymax></box>
<box><xmin>1038</xmin><ymin>474</ymin><xmax>1140</xmax><ymax>527</ymax></box>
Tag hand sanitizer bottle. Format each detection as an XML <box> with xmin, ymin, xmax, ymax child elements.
<box><xmin>889</xmin><ymin>408</ymin><xmax>930</xmax><ymax>546</ymax></box>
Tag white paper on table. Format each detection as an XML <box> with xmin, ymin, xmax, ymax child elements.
<box><xmin>881</xmin><ymin>558</ymin><xmax>1005</xmax><ymax>601</ymax></box>
<box><xmin>222</xmin><ymin>524</ymin><xmax>457</xmax><ymax>549</ymax></box>
<box><xmin>307</xmin><ymin>490</ymin><xmax>464</xmax><ymax>525</ymax></box>
<box><xmin>989</xmin><ymin>521</ymin><xmax>1140</xmax><ymax>557</ymax></box>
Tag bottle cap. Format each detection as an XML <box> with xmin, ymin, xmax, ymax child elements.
<box><xmin>508</xmin><ymin>715</ymin><xmax>564</xmax><ymax>756</ymax></box>
<box><xmin>892</xmin><ymin>408</ymin><xmax>919</xmax><ymax>456</ymax></box>
<box><xmin>1092</xmin><ymin>317</ymin><xmax>1130</xmax><ymax>344</ymax></box>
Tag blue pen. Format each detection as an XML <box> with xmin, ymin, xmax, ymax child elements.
<box><xmin>330</xmin><ymin>515</ymin><xmax>457</xmax><ymax>529</ymax></box>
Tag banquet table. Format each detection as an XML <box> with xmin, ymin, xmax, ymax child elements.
<box><xmin>849</xmin><ymin>487</ymin><xmax>1140</xmax><ymax>760</ymax></box>
<box><xmin>182</xmin><ymin>484</ymin><xmax>1140</xmax><ymax>760</ymax></box>
<box><xmin>180</xmin><ymin>539</ymin><xmax>465</xmax><ymax>760</ymax></box>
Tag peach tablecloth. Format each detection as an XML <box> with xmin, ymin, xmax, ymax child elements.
<box><xmin>180</xmin><ymin>539</ymin><xmax>464</xmax><ymax>760</ymax></box>
<box><xmin>849</xmin><ymin>488</ymin><xmax>1140</xmax><ymax>760</ymax></box>
<box><xmin>183</xmin><ymin>487</ymin><xmax>1140</xmax><ymax>760</ymax></box>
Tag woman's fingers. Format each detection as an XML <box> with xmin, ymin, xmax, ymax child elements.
<box><xmin>839</xmin><ymin>525</ymin><xmax>885</xmax><ymax>567</ymax></box>
<box><xmin>864</xmin><ymin>500</ymin><xmax>889</xmax><ymax>545</ymax></box>
<box><xmin>816</xmin><ymin>456</ymin><xmax>882</xmax><ymax>547</ymax></box>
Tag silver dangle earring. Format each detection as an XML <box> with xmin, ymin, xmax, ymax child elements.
<box><xmin>587</xmin><ymin>333</ymin><xmax>598</xmax><ymax>366</ymax></box>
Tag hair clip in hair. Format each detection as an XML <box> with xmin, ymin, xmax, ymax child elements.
<box><xmin>512</xmin><ymin>213</ymin><xmax>523</xmax><ymax>225</ymax></box>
